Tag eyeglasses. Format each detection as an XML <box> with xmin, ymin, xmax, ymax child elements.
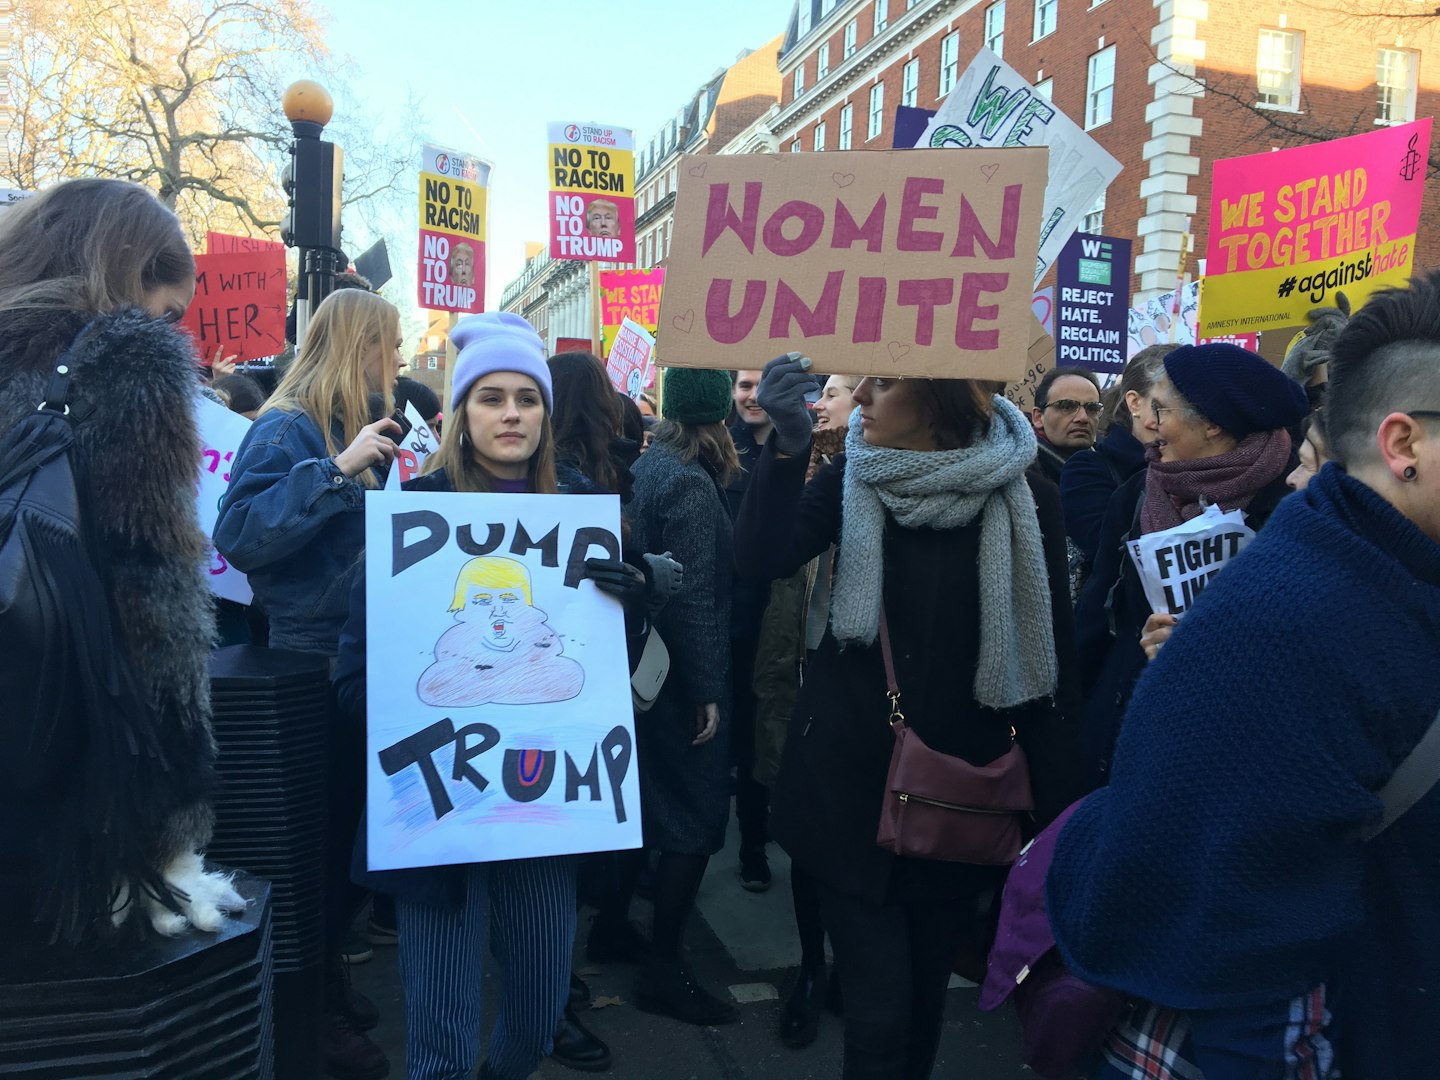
<box><xmin>1151</xmin><ymin>400</ymin><xmax>1186</xmax><ymax>426</ymax></box>
<box><xmin>1044</xmin><ymin>399</ymin><xmax>1104</xmax><ymax>417</ymax></box>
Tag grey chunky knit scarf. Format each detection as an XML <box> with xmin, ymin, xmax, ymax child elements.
<box><xmin>830</xmin><ymin>395</ymin><xmax>1058</xmax><ymax>709</ymax></box>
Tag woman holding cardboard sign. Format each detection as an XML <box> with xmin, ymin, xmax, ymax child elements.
<box><xmin>1074</xmin><ymin>343</ymin><xmax>1308</xmax><ymax>788</ymax></box>
<box><xmin>734</xmin><ymin>355</ymin><xmax>1083</xmax><ymax>1080</ymax></box>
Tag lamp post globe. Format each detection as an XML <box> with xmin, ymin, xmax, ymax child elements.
<box><xmin>282</xmin><ymin>80</ymin><xmax>333</xmax><ymax>137</ymax></box>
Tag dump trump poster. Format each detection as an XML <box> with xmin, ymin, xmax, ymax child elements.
<box><xmin>548</xmin><ymin>121</ymin><xmax>636</xmax><ymax>262</ymax></box>
<box><xmin>658</xmin><ymin>147</ymin><xmax>1048</xmax><ymax>380</ymax></box>
<box><xmin>1201</xmin><ymin>119</ymin><xmax>1431</xmax><ymax>336</ymax></box>
<box><xmin>418</xmin><ymin>143</ymin><xmax>490</xmax><ymax>314</ymax></box>
<box><xmin>918</xmin><ymin>47</ymin><xmax>1122</xmax><ymax>286</ymax></box>
<box><xmin>364</xmin><ymin>491</ymin><xmax>640</xmax><ymax>869</ymax></box>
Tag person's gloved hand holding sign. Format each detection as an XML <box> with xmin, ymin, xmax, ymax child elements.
<box><xmin>755</xmin><ymin>352</ymin><xmax>817</xmax><ymax>457</ymax></box>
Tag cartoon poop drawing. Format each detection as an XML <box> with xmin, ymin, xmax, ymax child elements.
<box><xmin>417</xmin><ymin>556</ymin><xmax>585</xmax><ymax>707</ymax></box>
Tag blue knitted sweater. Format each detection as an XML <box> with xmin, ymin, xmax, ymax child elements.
<box><xmin>1048</xmin><ymin>463</ymin><xmax>1440</xmax><ymax>1077</ymax></box>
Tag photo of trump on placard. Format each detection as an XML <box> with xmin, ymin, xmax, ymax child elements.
<box><xmin>585</xmin><ymin>199</ymin><xmax>621</xmax><ymax>238</ymax></box>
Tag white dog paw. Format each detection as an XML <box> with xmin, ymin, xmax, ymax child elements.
<box><xmin>147</xmin><ymin>852</ymin><xmax>247</xmax><ymax>935</ymax></box>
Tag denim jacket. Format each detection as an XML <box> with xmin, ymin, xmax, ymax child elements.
<box><xmin>214</xmin><ymin>408</ymin><xmax>376</xmax><ymax>657</ymax></box>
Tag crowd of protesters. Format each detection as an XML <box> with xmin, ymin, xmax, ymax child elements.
<box><xmin>3</xmin><ymin>177</ymin><xmax>1439</xmax><ymax>1080</ymax></box>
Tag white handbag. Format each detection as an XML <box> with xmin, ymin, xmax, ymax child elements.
<box><xmin>630</xmin><ymin>626</ymin><xmax>670</xmax><ymax>712</ymax></box>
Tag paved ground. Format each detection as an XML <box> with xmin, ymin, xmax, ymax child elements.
<box><xmin>350</xmin><ymin>811</ymin><xmax>1031</xmax><ymax>1079</ymax></box>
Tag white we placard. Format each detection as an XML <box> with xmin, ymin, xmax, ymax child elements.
<box><xmin>364</xmin><ymin>490</ymin><xmax>640</xmax><ymax>869</ymax></box>
<box><xmin>195</xmin><ymin>395</ymin><xmax>253</xmax><ymax>604</ymax></box>
<box><xmin>385</xmin><ymin>401</ymin><xmax>441</xmax><ymax>491</ymax></box>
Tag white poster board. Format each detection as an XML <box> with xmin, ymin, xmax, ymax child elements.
<box><xmin>918</xmin><ymin>48</ymin><xmax>1122</xmax><ymax>286</ymax></box>
<box><xmin>364</xmin><ymin>490</ymin><xmax>640</xmax><ymax>869</ymax></box>
<box><xmin>195</xmin><ymin>395</ymin><xmax>254</xmax><ymax>604</ymax></box>
<box><xmin>1127</xmin><ymin>503</ymin><xmax>1255</xmax><ymax>615</ymax></box>
<box><xmin>384</xmin><ymin>401</ymin><xmax>441</xmax><ymax>491</ymax></box>
<box><xmin>605</xmin><ymin>317</ymin><xmax>655</xmax><ymax>400</ymax></box>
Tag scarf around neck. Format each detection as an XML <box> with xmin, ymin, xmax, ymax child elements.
<box><xmin>1140</xmin><ymin>428</ymin><xmax>1292</xmax><ymax>533</ymax></box>
<box><xmin>830</xmin><ymin>395</ymin><xmax>1058</xmax><ymax>710</ymax></box>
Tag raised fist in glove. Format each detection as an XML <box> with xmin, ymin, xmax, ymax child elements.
<box><xmin>756</xmin><ymin>352</ymin><xmax>817</xmax><ymax>456</ymax></box>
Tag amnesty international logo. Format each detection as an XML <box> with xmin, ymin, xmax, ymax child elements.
<box><xmin>1400</xmin><ymin>133</ymin><xmax>1422</xmax><ymax>182</ymax></box>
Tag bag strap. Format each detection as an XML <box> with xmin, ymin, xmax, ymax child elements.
<box><xmin>878</xmin><ymin>605</ymin><xmax>905</xmax><ymax>729</ymax></box>
<box><xmin>37</xmin><ymin>320</ymin><xmax>102</xmax><ymax>421</ymax></box>
<box><xmin>1359</xmin><ymin>706</ymin><xmax>1440</xmax><ymax>842</ymax></box>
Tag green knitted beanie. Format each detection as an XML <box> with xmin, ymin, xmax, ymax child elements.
<box><xmin>661</xmin><ymin>367</ymin><xmax>733</xmax><ymax>424</ymax></box>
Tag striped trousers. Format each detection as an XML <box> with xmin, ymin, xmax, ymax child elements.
<box><xmin>395</xmin><ymin>856</ymin><xmax>576</xmax><ymax>1080</ymax></box>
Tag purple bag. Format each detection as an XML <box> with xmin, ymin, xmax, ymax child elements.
<box><xmin>979</xmin><ymin>798</ymin><xmax>1127</xmax><ymax>1079</ymax></box>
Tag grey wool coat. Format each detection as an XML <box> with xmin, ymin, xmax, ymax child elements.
<box><xmin>625</xmin><ymin>437</ymin><xmax>733</xmax><ymax>854</ymax></box>
<box><xmin>0</xmin><ymin>308</ymin><xmax>218</xmax><ymax>943</ymax></box>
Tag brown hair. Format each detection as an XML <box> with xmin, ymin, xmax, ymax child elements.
<box><xmin>1102</xmin><ymin>344</ymin><xmax>1170</xmax><ymax>435</ymax></box>
<box><xmin>650</xmin><ymin>418</ymin><xmax>740</xmax><ymax>485</ymax></box>
<box><xmin>908</xmin><ymin>378</ymin><xmax>997</xmax><ymax>450</ymax></box>
<box><xmin>549</xmin><ymin>351</ymin><xmax>624</xmax><ymax>492</ymax></box>
<box><xmin>426</xmin><ymin>380</ymin><xmax>559</xmax><ymax>494</ymax></box>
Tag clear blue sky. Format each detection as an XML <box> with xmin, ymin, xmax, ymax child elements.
<box><xmin>324</xmin><ymin>0</ymin><xmax>790</xmax><ymax>315</ymax></box>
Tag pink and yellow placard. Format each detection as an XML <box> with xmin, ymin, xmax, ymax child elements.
<box><xmin>1201</xmin><ymin>119</ymin><xmax>1430</xmax><ymax>336</ymax></box>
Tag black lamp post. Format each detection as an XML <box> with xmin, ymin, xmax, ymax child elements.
<box><xmin>280</xmin><ymin>80</ymin><xmax>344</xmax><ymax>347</ymax></box>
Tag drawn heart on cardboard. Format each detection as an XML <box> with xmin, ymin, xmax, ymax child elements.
<box><xmin>887</xmin><ymin>341</ymin><xmax>911</xmax><ymax>362</ymax></box>
<box><xmin>672</xmin><ymin>309</ymin><xmax>696</xmax><ymax>334</ymax></box>
<box><xmin>832</xmin><ymin>172</ymin><xmax>856</xmax><ymax>188</ymax></box>
<box><xmin>980</xmin><ymin>163</ymin><xmax>1000</xmax><ymax>183</ymax></box>
<box><xmin>688</xmin><ymin>162</ymin><xmax>708</xmax><ymax>178</ymax></box>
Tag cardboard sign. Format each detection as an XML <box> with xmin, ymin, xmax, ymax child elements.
<box><xmin>384</xmin><ymin>402</ymin><xmax>440</xmax><ymax>492</ymax></box>
<box><xmin>1127</xmin><ymin>504</ymin><xmax>1256</xmax><ymax>615</ymax></box>
<box><xmin>658</xmin><ymin>148</ymin><xmax>1048</xmax><ymax>380</ymax></box>
<box><xmin>195</xmin><ymin>396</ymin><xmax>253</xmax><ymax>605</ymax></box>
<box><xmin>1202</xmin><ymin>118</ymin><xmax>1431</xmax><ymax>336</ymax></box>
<box><xmin>600</xmin><ymin>267</ymin><xmax>664</xmax><ymax>357</ymax></box>
<box><xmin>180</xmin><ymin>250</ymin><xmax>287</xmax><ymax>363</ymax></box>
<box><xmin>418</xmin><ymin>143</ymin><xmax>490</xmax><ymax>314</ymax></box>
<box><xmin>606</xmin><ymin>318</ymin><xmax>655</xmax><ymax>399</ymax></box>
<box><xmin>548</xmin><ymin>121</ymin><xmax>636</xmax><ymax>262</ymax></box>
<box><xmin>364</xmin><ymin>491</ymin><xmax>639</xmax><ymax>869</ymax></box>
<box><xmin>918</xmin><ymin>48</ymin><xmax>1122</xmax><ymax>285</ymax></box>
<box><xmin>206</xmin><ymin>231</ymin><xmax>284</xmax><ymax>256</ymax></box>
<box><xmin>1005</xmin><ymin>314</ymin><xmax>1057</xmax><ymax>413</ymax></box>
<box><xmin>1055</xmin><ymin>233</ymin><xmax>1132</xmax><ymax>375</ymax></box>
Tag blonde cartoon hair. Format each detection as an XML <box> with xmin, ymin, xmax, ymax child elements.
<box><xmin>449</xmin><ymin>556</ymin><xmax>533</xmax><ymax>612</ymax></box>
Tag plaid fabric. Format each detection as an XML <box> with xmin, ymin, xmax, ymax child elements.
<box><xmin>1097</xmin><ymin>986</ymin><xmax>1335</xmax><ymax>1080</ymax></box>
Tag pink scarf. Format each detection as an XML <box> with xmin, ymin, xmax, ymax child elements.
<box><xmin>1140</xmin><ymin>428</ymin><xmax>1293</xmax><ymax>533</ymax></box>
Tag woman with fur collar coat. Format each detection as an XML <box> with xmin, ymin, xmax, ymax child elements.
<box><xmin>0</xmin><ymin>180</ymin><xmax>242</xmax><ymax>946</ymax></box>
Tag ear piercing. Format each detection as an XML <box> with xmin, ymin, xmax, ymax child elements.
<box><xmin>1404</xmin><ymin>465</ymin><xmax>1418</xmax><ymax>481</ymax></box>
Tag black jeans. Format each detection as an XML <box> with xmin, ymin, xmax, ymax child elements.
<box><xmin>818</xmin><ymin>882</ymin><xmax>971</xmax><ymax>1080</ymax></box>
<box><xmin>729</xmin><ymin>633</ymin><xmax>769</xmax><ymax>849</ymax></box>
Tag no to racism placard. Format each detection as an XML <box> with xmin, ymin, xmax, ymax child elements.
<box><xmin>658</xmin><ymin>148</ymin><xmax>1048</xmax><ymax>380</ymax></box>
<box><xmin>918</xmin><ymin>48</ymin><xmax>1122</xmax><ymax>285</ymax></box>
<box><xmin>364</xmin><ymin>491</ymin><xmax>639</xmax><ymax>869</ymax></box>
<box><xmin>1202</xmin><ymin>118</ymin><xmax>1431</xmax><ymax>336</ymax></box>
<box><xmin>1055</xmin><ymin>232</ymin><xmax>1131</xmax><ymax>374</ymax></box>
<box><xmin>600</xmin><ymin>267</ymin><xmax>664</xmax><ymax>357</ymax></box>
<box><xmin>418</xmin><ymin>143</ymin><xmax>490</xmax><ymax>314</ymax></box>
<box><xmin>548</xmin><ymin>121</ymin><xmax>636</xmax><ymax>263</ymax></box>
<box><xmin>180</xmin><ymin>249</ymin><xmax>287</xmax><ymax>363</ymax></box>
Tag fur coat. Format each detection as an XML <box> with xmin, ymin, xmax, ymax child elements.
<box><xmin>0</xmin><ymin>308</ymin><xmax>238</xmax><ymax>943</ymax></box>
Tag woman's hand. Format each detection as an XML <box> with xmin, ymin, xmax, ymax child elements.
<box><xmin>335</xmin><ymin>417</ymin><xmax>402</xmax><ymax>477</ymax></box>
<box><xmin>1141</xmin><ymin>612</ymin><xmax>1178</xmax><ymax>661</ymax></box>
<box><xmin>693</xmin><ymin>702</ymin><xmax>719</xmax><ymax>746</ymax></box>
<box><xmin>209</xmin><ymin>347</ymin><xmax>239</xmax><ymax>378</ymax></box>
<box><xmin>584</xmin><ymin>558</ymin><xmax>647</xmax><ymax>610</ymax></box>
<box><xmin>756</xmin><ymin>353</ymin><xmax>817</xmax><ymax>456</ymax></box>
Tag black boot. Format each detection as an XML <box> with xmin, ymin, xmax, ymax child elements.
<box><xmin>636</xmin><ymin>958</ymin><xmax>738</xmax><ymax>1026</ymax></box>
<box><xmin>570</xmin><ymin>972</ymin><xmax>591</xmax><ymax>1006</ymax></box>
<box><xmin>550</xmin><ymin>1006</ymin><xmax>612</xmax><ymax>1072</ymax></box>
<box><xmin>778</xmin><ymin>963</ymin><xmax>826</xmax><ymax>1048</ymax></box>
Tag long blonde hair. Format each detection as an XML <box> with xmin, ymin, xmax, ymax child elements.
<box><xmin>425</xmin><ymin>380</ymin><xmax>559</xmax><ymax>494</ymax></box>
<box><xmin>262</xmin><ymin>289</ymin><xmax>399</xmax><ymax>488</ymax></box>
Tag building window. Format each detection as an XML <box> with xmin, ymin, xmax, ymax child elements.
<box><xmin>815</xmin><ymin>122</ymin><xmax>827</xmax><ymax>151</ymax></box>
<box><xmin>1035</xmin><ymin>76</ymin><xmax>1054</xmax><ymax>100</ymax></box>
<box><xmin>902</xmin><ymin>58</ymin><xmax>920</xmax><ymax>107</ymax></box>
<box><xmin>874</xmin><ymin>0</ymin><xmax>888</xmax><ymax>34</ymax></box>
<box><xmin>984</xmin><ymin>1</ymin><xmax>1005</xmax><ymax>56</ymax></box>
<box><xmin>940</xmin><ymin>32</ymin><xmax>960</xmax><ymax>95</ymax></box>
<box><xmin>818</xmin><ymin>43</ymin><xmax>830</xmax><ymax>79</ymax></box>
<box><xmin>1256</xmin><ymin>29</ymin><xmax>1302</xmax><ymax>111</ymax></box>
<box><xmin>840</xmin><ymin>103</ymin><xmax>854</xmax><ymax>149</ymax></box>
<box><xmin>1034</xmin><ymin>0</ymin><xmax>1056</xmax><ymax>40</ymax></box>
<box><xmin>844</xmin><ymin>18</ymin><xmax>858</xmax><ymax>58</ymax></box>
<box><xmin>1377</xmin><ymin>47</ymin><xmax>1418</xmax><ymax>124</ymax></box>
<box><xmin>868</xmin><ymin>81</ymin><xmax>885</xmax><ymax>140</ymax></box>
<box><xmin>795</xmin><ymin>61</ymin><xmax>806</xmax><ymax>100</ymax></box>
<box><xmin>1086</xmin><ymin>45</ymin><xmax>1116</xmax><ymax>128</ymax></box>
<box><xmin>1082</xmin><ymin>190</ymin><xmax>1105</xmax><ymax>234</ymax></box>
<box><xmin>799</xmin><ymin>1</ymin><xmax>811</xmax><ymax>36</ymax></box>
<box><xmin>792</xmin><ymin>137</ymin><xmax>802</xmax><ymax>153</ymax></box>
<box><xmin>823</xmin><ymin>0</ymin><xmax>838</xmax><ymax>12</ymax></box>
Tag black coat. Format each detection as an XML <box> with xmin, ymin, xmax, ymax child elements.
<box><xmin>734</xmin><ymin>443</ymin><xmax>1084</xmax><ymax>905</ymax></box>
<box><xmin>1074</xmin><ymin>468</ymin><xmax>1292</xmax><ymax>785</ymax></box>
<box><xmin>1060</xmin><ymin>425</ymin><xmax>1148</xmax><ymax>566</ymax></box>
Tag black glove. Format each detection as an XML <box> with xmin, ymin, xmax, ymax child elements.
<box><xmin>641</xmin><ymin>551</ymin><xmax>684</xmax><ymax>616</ymax></box>
<box><xmin>584</xmin><ymin>558</ymin><xmax>648</xmax><ymax>611</ymax></box>
<box><xmin>756</xmin><ymin>352</ymin><xmax>817</xmax><ymax>456</ymax></box>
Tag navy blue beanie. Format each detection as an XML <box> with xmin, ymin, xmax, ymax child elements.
<box><xmin>1163</xmin><ymin>343</ymin><xmax>1309</xmax><ymax>437</ymax></box>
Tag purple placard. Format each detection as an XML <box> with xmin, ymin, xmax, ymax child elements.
<box><xmin>892</xmin><ymin>105</ymin><xmax>936</xmax><ymax>149</ymax></box>
<box><xmin>1055</xmin><ymin>232</ymin><xmax>1132</xmax><ymax>375</ymax></box>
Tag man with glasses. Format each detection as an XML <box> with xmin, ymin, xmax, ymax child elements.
<box><xmin>1029</xmin><ymin>367</ymin><xmax>1103</xmax><ymax>484</ymax></box>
